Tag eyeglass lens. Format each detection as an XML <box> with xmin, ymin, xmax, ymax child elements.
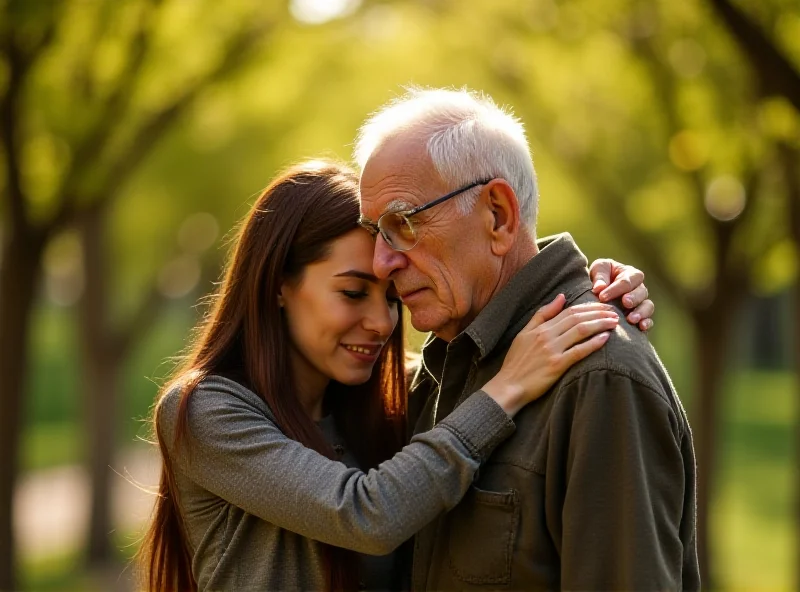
<box><xmin>378</xmin><ymin>213</ymin><xmax>417</xmax><ymax>250</ymax></box>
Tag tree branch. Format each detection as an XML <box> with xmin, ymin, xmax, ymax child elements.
<box><xmin>1</xmin><ymin>0</ymin><xmax>64</xmax><ymax>236</ymax></box>
<box><xmin>112</xmin><ymin>248</ymin><xmax>222</xmax><ymax>359</ymax></box>
<box><xmin>0</xmin><ymin>29</ymin><xmax>30</xmax><ymax>235</ymax></box>
<box><xmin>779</xmin><ymin>143</ymin><xmax>800</xmax><ymax>242</ymax></box>
<box><xmin>54</xmin><ymin>0</ymin><xmax>164</xmax><ymax>217</ymax></box>
<box><xmin>707</xmin><ymin>0</ymin><xmax>800</xmax><ymax>112</ymax></box>
<box><xmin>19</xmin><ymin>5</ymin><xmax>61</xmax><ymax>70</ymax></box>
<box><xmin>112</xmin><ymin>280</ymin><xmax>165</xmax><ymax>359</ymax></box>
<box><xmin>49</xmin><ymin>18</ymin><xmax>272</xmax><ymax>233</ymax></box>
<box><xmin>635</xmin><ymin>34</ymin><xmax>769</xmax><ymax>297</ymax></box>
<box><xmin>634</xmin><ymin>37</ymin><xmax>708</xmax><ymax>199</ymax></box>
<box><xmin>572</xmin><ymin>169</ymin><xmax>691</xmax><ymax>311</ymax></box>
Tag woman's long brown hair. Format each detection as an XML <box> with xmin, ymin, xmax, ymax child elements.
<box><xmin>135</xmin><ymin>160</ymin><xmax>407</xmax><ymax>592</ymax></box>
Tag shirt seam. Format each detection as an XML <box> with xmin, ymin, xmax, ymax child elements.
<box><xmin>555</xmin><ymin>365</ymin><xmax>684</xmax><ymax>443</ymax></box>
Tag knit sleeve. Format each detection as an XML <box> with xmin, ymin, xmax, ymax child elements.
<box><xmin>159</xmin><ymin>377</ymin><xmax>514</xmax><ymax>556</ymax></box>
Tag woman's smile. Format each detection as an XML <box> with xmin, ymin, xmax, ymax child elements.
<box><xmin>341</xmin><ymin>342</ymin><xmax>383</xmax><ymax>362</ymax></box>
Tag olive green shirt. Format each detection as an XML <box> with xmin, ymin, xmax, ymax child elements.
<box><xmin>408</xmin><ymin>233</ymin><xmax>700</xmax><ymax>591</ymax></box>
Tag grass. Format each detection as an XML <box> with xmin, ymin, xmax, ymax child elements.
<box><xmin>20</xmin><ymin>536</ymin><xmax>140</xmax><ymax>592</ymax></box>
<box><xmin>22</xmin><ymin>423</ymin><xmax>84</xmax><ymax>472</ymax></box>
<box><xmin>712</xmin><ymin>370</ymin><xmax>797</xmax><ymax>591</ymax></box>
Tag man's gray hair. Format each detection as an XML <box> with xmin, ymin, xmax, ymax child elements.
<box><xmin>354</xmin><ymin>87</ymin><xmax>538</xmax><ymax>227</ymax></box>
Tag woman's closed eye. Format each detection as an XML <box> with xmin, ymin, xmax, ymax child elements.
<box><xmin>341</xmin><ymin>290</ymin><xmax>368</xmax><ymax>300</ymax></box>
<box><xmin>342</xmin><ymin>288</ymin><xmax>400</xmax><ymax>307</ymax></box>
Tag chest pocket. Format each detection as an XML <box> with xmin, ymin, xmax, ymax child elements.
<box><xmin>447</xmin><ymin>486</ymin><xmax>520</xmax><ymax>585</ymax></box>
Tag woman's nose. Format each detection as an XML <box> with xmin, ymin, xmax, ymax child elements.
<box><xmin>364</xmin><ymin>299</ymin><xmax>395</xmax><ymax>339</ymax></box>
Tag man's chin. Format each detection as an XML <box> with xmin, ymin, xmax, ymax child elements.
<box><xmin>407</xmin><ymin>308</ymin><xmax>448</xmax><ymax>335</ymax></box>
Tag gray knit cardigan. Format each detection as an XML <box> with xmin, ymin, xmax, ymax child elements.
<box><xmin>158</xmin><ymin>375</ymin><xmax>515</xmax><ymax>591</ymax></box>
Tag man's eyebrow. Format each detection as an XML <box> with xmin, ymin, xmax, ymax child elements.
<box><xmin>360</xmin><ymin>199</ymin><xmax>413</xmax><ymax>225</ymax></box>
<box><xmin>385</xmin><ymin>199</ymin><xmax>413</xmax><ymax>213</ymax></box>
<box><xmin>334</xmin><ymin>270</ymin><xmax>379</xmax><ymax>283</ymax></box>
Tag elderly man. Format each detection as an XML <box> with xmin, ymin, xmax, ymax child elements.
<box><xmin>356</xmin><ymin>89</ymin><xmax>699</xmax><ymax>591</ymax></box>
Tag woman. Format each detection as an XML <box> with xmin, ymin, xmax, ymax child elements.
<box><xmin>136</xmin><ymin>160</ymin><xmax>652</xmax><ymax>591</ymax></box>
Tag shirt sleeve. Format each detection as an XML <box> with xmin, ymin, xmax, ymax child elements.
<box><xmin>545</xmin><ymin>369</ymin><xmax>690</xmax><ymax>590</ymax></box>
<box><xmin>159</xmin><ymin>381</ymin><xmax>515</xmax><ymax>556</ymax></box>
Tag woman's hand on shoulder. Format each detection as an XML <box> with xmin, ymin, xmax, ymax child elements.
<box><xmin>482</xmin><ymin>294</ymin><xmax>617</xmax><ymax>417</ymax></box>
<box><xmin>588</xmin><ymin>258</ymin><xmax>654</xmax><ymax>332</ymax></box>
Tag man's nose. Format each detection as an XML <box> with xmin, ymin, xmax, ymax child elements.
<box><xmin>372</xmin><ymin>234</ymin><xmax>407</xmax><ymax>280</ymax></box>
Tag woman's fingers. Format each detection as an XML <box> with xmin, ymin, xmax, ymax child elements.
<box><xmin>588</xmin><ymin>258</ymin><xmax>614</xmax><ymax>293</ymax></box>
<box><xmin>590</xmin><ymin>260</ymin><xmax>645</xmax><ymax>302</ymax></box>
<box><xmin>484</xmin><ymin>301</ymin><xmax>618</xmax><ymax>414</ymax></box>
<box><xmin>620</xmin><ymin>283</ymin><xmax>649</xmax><ymax>309</ymax></box>
<box><xmin>626</xmin><ymin>298</ymin><xmax>655</xmax><ymax>328</ymax></box>
<box><xmin>523</xmin><ymin>301</ymin><xmax>615</xmax><ymax>335</ymax></box>
<box><xmin>554</xmin><ymin>316</ymin><xmax>619</xmax><ymax>352</ymax></box>
<box><xmin>595</xmin><ymin>261</ymin><xmax>644</xmax><ymax>302</ymax></box>
<box><xmin>523</xmin><ymin>293</ymin><xmax>566</xmax><ymax>330</ymax></box>
<box><xmin>543</xmin><ymin>306</ymin><xmax>618</xmax><ymax>336</ymax></box>
<box><xmin>562</xmin><ymin>331</ymin><xmax>613</xmax><ymax>365</ymax></box>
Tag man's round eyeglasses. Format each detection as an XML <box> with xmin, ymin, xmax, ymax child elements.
<box><xmin>359</xmin><ymin>179</ymin><xmax>493</xmax><ymax>252</ymax></box>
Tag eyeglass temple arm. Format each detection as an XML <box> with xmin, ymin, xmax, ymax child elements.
<box><xmin>358</xmin><ymin>217</ymin><xmax>380</xmax><ymax>235</ymax></box>
<box><xmin>406</xmin><ymin>179</ymin><xmax>491</xmax><ymax>216</ymax></box>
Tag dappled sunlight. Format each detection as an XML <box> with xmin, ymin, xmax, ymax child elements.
<box><xmin>43</xmin><ymin>232</ymin><xmax>85</xmax><ymax>307</ymax></box>
<box><xmin>2</xmin><ymin>0</ymin><xmax>798</xmax><ymax>589</ymax></box>
<box><xmin>290</xmin><ymin>0</ymin><xmax>361</xmax><ymax>25</ymax></box>
<box><xmin>704</xmin><ymin>175</ymin><xmax>746</xmax><ymax>222</ymax></box>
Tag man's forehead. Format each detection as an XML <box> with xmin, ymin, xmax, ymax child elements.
<box><xmin>359</xmin><ymin>137</ymin><xmax>439</xmax><ymax>215</ymax></box>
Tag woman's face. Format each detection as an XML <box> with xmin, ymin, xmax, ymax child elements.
<box><xmin>280</xmin><ymin>228</ymin><xmax>400</xmax><ymax>388</ymax></box>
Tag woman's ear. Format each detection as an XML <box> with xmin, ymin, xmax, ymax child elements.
<box><xmin>277</xmin><ymin>281</ymin><xmax>288</xmax><ymax>308</ymax></box>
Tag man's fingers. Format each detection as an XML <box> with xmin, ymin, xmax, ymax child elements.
<box><xmin>589</xmin><ymin>259</ymin><xmax>613</xmax><ymax>294</ymax></box>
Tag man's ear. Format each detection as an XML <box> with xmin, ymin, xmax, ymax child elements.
<box><xmin>480</xmin><ymin>180</ymin><xmax>520</xmax><ymax>256</ymax></box>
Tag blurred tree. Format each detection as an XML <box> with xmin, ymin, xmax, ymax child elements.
<box><xmin>779</xmin><ymin>141</ymin><xmax>800</xmax><ymax>588</ymax></box>
<box><xmin>0</xmin><ymin>0</ymin><xmax>276</xmax><ymax>586</ymax></box>
<box><xmin>3</xmin><ymin>0</ymin><xmax>796</xmax><ymax>588</ymax></box>
<box><xmin>76</xmin><ymin>200</ymin><xmax>221</xmax><ymax>572</ymax></box>
<box><xmin>707</xmin><ymin>0</ymin><xmax>800</xmax><ymax>112</ymax></box>
<box><xmin>466</xmin><ymin>0</ymin><xmax>800</xmax><ymax>585</ymax></box>
<box><xmin>705</xmin><ymin>0</ymin><xmax>800</xmax><ymax>583</ymax></box>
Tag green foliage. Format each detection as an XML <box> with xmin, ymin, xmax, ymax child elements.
<box><xmin>714</xmin><ymin>371</ymin><xmax>797</xmax><ymax>590</ymax></box>
<box><xmin>9</xmin><ymin>0</ymin><xmax>799</xmax><ymax>588</ymax></box>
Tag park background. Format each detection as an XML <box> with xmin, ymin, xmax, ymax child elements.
<box><xmin>1</xmin><ymin>0</ymin><xmax>799</xmax><ymax>590</ymax></box>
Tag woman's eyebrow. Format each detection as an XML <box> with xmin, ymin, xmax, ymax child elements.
<box><xmin>334</xmin><ymin>270</ymin><xmax>379</xmax><ymax>283</ymax></box>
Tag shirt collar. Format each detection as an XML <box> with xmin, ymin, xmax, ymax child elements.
<box><xmin>421</xmin><ymin>233</ymin><xmax>593</xmax><ymax>374</ymax></box>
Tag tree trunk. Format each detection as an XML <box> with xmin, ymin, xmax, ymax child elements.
<box><xmin>793</xmin><ymin>285</ymin><xmax>800</xmax><ymax>592</ymax></box>
<box><xmin>77</xmin><ymin>205</ymin><xmax>122</xmax><ymax>570</ymax></box>
<box><xmin>0</xmin><ymin>233</ymin><xmax>44</xmax><ymax>592</ymax></box>
<box><xmin>83</xmin><ymin>354</ymin><xmax>121</xmax><ymax>568</ymax></box>
<box><xmin>691</xmin><ymin>293</ymin><xmax>741</xmax><ymax>589</ymax></box>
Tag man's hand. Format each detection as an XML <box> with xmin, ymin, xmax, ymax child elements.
<box><xmin>588</xmin><ymin>259</ymin><xmax>654</xmax><ymax>332</ymax></box>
